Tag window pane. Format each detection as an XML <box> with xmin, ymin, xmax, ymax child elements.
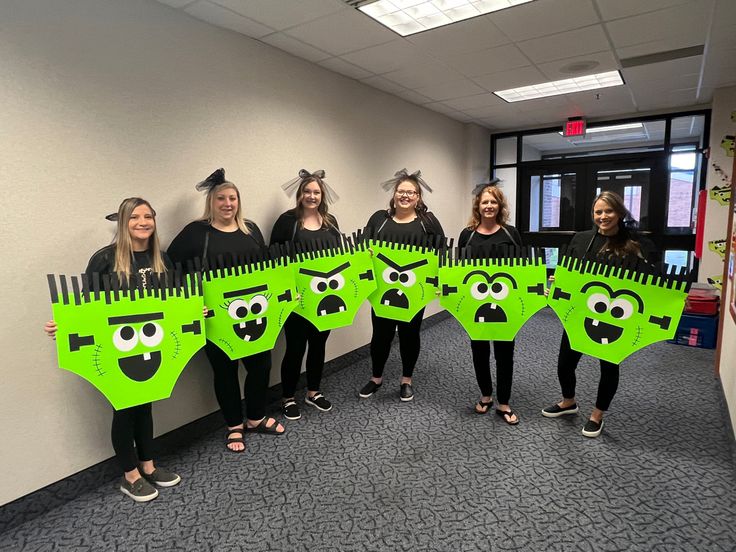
<box><xmin>494</xmin><ymin>136</ymin><xmax>517</xmax><ymax>165</ymax></box>
<box><xmin>544</xmin><ymin>247</ymin><xmax>559</xmax><ymax>270</ymax></box>
<box><xmin>667</xmin><ymin>151</ymin><xmax>697</xmax><ymax>231</ymax></box>
<box><xmin>494</xmin><ymin>167</ymin><xmax>517</xmax><ymax>225</ymax></box>
<box><xmin>670</xmin><ymin>115</ymin><xmax>705</xmax><ymax>149</ymax></box>
<box><xmin>528</xmin><ymin>172</ymin><xmax>575</xmax><ymax>231</ymax></box>
<box><xmin>664</xmin><ymin>250</ymin><xmax>693</xmax><ymax>270</ymax></box>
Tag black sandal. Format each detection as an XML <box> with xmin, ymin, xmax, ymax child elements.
<box><xmin>225</xmin><ymin>427</ymin><xmax>246</xmax><ymax>453</ymax></box>
<box><xmin>496</xmin><ymin>409</ymin><xmax>519</xmax><ymax>425</ymax></box>
<box><xmin>474</xmin><ymin>399</ymin><xmax>493</xmax><ymax>414</ymax></box>
<box><xmin>245</xmin><ymin>417</ymin><xmax>285</xmax><ymax>435</ymax></box>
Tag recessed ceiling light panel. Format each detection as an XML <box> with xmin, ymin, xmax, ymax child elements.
<box><xmin>494</xmin><ymin>71</ymin><xmax>624</xmax><ymax>102</ymax></box>
<box><xmin>357</xmin><ymin>0</ymin><xmax>536</xmax><ymax>36</ymax></box>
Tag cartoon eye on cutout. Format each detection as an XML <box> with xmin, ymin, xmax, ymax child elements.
<box><xmin>382</xmin><ymin>267</ymin><xmax>400</xmax><ymax>284</ymax></box>
<box><xmin>310</xmin><ymin>277</ymin><xmax>330</xmax><ymax>294</ymax></box>
<box><xmin>609</xmin><ymin>298</ymin><xmax>634</xmax><ymax>320</ymax></box>
<box><xmin>113</xmin><ymin>325</ymin><xmax>139</xmax><ymax>352</ymax></box>
<box><xmin>227</xmin><ymin>299</ymin><xmax>249</xmax><ymax>320</ymax></box>
<box><xmin>248</xmin><ymin>295</ymin><xmax>269</xmax><ymax>316</ymax></box>
<box><xmin>489</xmin><ymin>281</ymin><xmax>509</xmax><ymax>301</ymax></box>
<box><xmin>397</xmin><ymin>271</ymin><xmax>416</xmax><ymax>287</ymax></box>
<box><xmin>470</xmin><ymin>281</ymin><xmax>490</xmax><ymax>300</ymax></box>
<box><xmin>586</xmin><ymin>293</ymin><xmax>610</xmax><ymax>314</ymax></box>
<box><xmin>139</xmin><ymin>322</ymin><xmax>164</xmax><ymax>347</ymax></box>
<box><xmin>327</xmin><ymin>273</ymin><xmax>345</xmax><ymax>291</ymax></box>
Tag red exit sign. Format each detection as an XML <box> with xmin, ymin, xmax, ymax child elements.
<box><xmin>564</xmin><ymin>118</ymin><xmax>586</xmax><ymax>137</ymax></box>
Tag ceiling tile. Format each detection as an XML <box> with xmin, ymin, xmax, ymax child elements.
<box><xmin>424</xmin><ymin>102</ymin><xmax>467</xmax><ymax>117</ymax></box>
<box><xmin>441</xmin><ymin>93</ymin><xmax>507</xmax><ymax>111</ymax></box>
<box><xmin>359</xmin><ymin>75</ymin><xmax>408</xmax><ymax>94</ymax></box>
<box><xmin>341</xmin><ymin>40</ymin><xmax>426</xmax><ymax>75</ymax></box>
<box><xmin>259</xmin><ymin>33</ymin><xmax>332</xmax><ymax>62</ymax></box>
<box><xmin>517</xmin><ymin>25</ymin><xmax>610</xmax><ymax>64</ymax></box>
<box><xmin>606</xmin><ymin>1</ymin><xmax>710</xmax><ymax>48</ymax></box>
<box><xmin>488</xmin><ymin>0</ymin><xmax>600</xmax><ymax>42</ymax></box>
<box><xmin>407</xmin><ymin>14</ymin><xmax>509</xmax><ymax>59</ymax></box>
<box><xmin>414</xmin><ymin>79</ymin><xmax>486</xmax><ymax>101</ymax></box>
<box><xmin>472</xmin><ymin>65</ymin><xmax>546</xmax><ymax>92</ymax></box>
<box><xmin>392</xmin><ymin>88</ymin><xmax>434</xmax><ymax>105</ymax></box>
<box><xmin>156</xmin><ymin>0</ymin><xmax>196</xmax><ymax>7</ymax></box>
<box><xmin>536</xmin><ymin>51</ymin><xmax>619</xmax><ymax>81</ymax></box>
<box><xmin>210</xmin><ymin>0</ymin><xmax>345</xmax><ymax>31</ymax></box>
<box><xmin>318</xmin><ymin>57</ymin><xmax>374</xmax><ymax>80</ymax></box>
<box><xmin>616</xmin><ymin>37</ymin><xmax>708</xmax><ymax>60</ymax></box>
<box><xmin>443</xmin><ymin>44</ymin><xmax>531</xmax><ymax>78</ymax></box>
<box><xmin>595</xmin><ymin>0</ymin><xmax>694</xmax><ymax>21</ymax></box>
<box><xmin>283</xmin><ymin>9</ymin><xmax>396</xmax><ymax>56</ymax></box>
<box><xmin>382</xmin><ymin>61</ymin><xmax>460</xmax><ymax>89</ymax></box>
<box><xmin>184</xmin><ymin>0</ymin><xmax>275</xmax><ymax>38</ymax></box>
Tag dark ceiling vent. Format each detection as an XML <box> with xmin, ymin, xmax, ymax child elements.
<box><xmin>620</xmin><ymin>45</ymin><xmax>704</xmax><ymax>68</ymax></box>
<box><xmin>343</xmin><ymin>0</ymin><xmax>373</xmax><ymax>7</ymax></box>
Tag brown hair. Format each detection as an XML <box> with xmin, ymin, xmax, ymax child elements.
<box><xmin>388</xmin><ymin>177</ymin><xmax>429</xmax><ymax>221</ymax></box>
<box><xmin>466</xmin><ymin>185</ymin><xmax>509</xmax><ymax>229</ymax></box>
<box><xmin>295</xmin><ymin>176</ymin><xmax>338</xmax><ymax>230</ymax></box>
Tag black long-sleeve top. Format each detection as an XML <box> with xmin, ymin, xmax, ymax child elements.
<box><xmin>269</xmin><ymin>209</ymin><xmax>341</xmax><ymax>247</ymax></box>
<box><xmin>167</xmin><ymin>220</ymin><xmax>266</xmax><ymax>268</ymax></box>
<box><xmin>458</xmin><ymin>225</ymin><xmax>522</xmax><ymax>255</ymax></box>
<box><xmin>364</xmin><ymin>210</ymin><xmax>444</xmax><ymax>242</ymax></box>
<box><xmin>85</xmin><ymin>244</ymin><xmax>173</xmax><ymax>283</ymax></box>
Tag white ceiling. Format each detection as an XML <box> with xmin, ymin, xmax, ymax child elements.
<box><xmin>155</xmin><ymin>0</ymin><xmax>736</xmax><ymax>131</ymax></box>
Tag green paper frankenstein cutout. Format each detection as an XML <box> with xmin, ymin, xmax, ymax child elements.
<box><xmin>439</xmin><ymin>247</ymin><xmax>548</xmax><ymax>341</ymax></box>
<box><xmin>367</xmin><ymin>237</ymin><xmax>443</xmax><ymax>322</ymax></box>
<box><xmin>548</xmin><ymin>251</ymin><xmax>689</xmax><ymax>364</ymax></box>
<box><xmin>48</xmin><ymin>271</ymin><xmax>205</xmax><ymax>410</ymax></box>
<box><xmin>292</xmin><ymin>237</ymin><xmax>377</xmax><ymax>331</ymax></box>
<box><xmin>203</xmin><ymin>254</ymin><xmax>297</xmax><ymax>360</ymax></box>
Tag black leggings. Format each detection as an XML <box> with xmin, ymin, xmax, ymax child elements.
<box><xmin>557</xmin><ymin>331</ymin><xmax>620</xmax><ymax>411</ymax></box>
<box><xmin>281</xmin><ymin>313</ymin><xmax>330</xmax><ymax>398</ymax></box>
<box><xmin>111</xmin><ymin>403</ymin><xmax>154</xmax><ymax>473</ymax></box>
<box><xmin>370</xmin><ymin>308</ymin><xmax>424</xmax><ymax>379</ymax></box>
<box><xmin>470</xmin><ymin>340</ymin><xmax>515</xmax><ymax>405</ymax></box>
<box><xmin>204</xmin><ymin>341</ymin><xmax>271</xmax><ymax>427</ymax></box>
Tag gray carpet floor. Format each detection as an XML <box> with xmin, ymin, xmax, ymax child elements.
<box><xmin>2</xmin><ymin>309</ymin><xmax>735</xmax><ymax>552</ymax></box>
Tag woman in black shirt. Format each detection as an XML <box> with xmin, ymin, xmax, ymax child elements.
<box><xmin>270</xmin><ymin>169</ymin><xmax>341</xmax><ymax>421</ymax></box>
<box><xmin>458</xmin><ymin>182</ymin><xmax>522</xmax><ymax>425</ymax></box>
<box><xmin>45</xmin><ymin>197</ymin><xmax>180</xmax><ymax>502</ymax></box>
<box><xmin>359</xmin><ymin>169</ymin><xmax>444</xmax><ymax>403</ymax></box>
<box><xmin>168</xmin><ymin>169</ymin><xmax>284</xmax><ymax>453</ymax></box>
<box><xmin>542</xmin><ymin>191</ymin><xmax>651</xmax><ymax>438</ymax></box>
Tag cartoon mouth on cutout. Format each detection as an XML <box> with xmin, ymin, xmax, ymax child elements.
<box><xmin>317</xmin><ymin>295</ymin><xmax>347</xmax><ymax>316</ymax></box>
<box><xmin>584</xmin><ymin>318</ymin><xmax>623</xmax><ymax>345</ymax></box>
<box><xmin>118</xmin><ymin>351</ymin><xmax>162</xmax><ymax>382</ymax></box>
<box><xmin>233</xmin><ymin>318</ymin><xmax>267</xmax><ymax>342</ymax></box>
<box><xmin>474</xmin><ymin>303</ymin><xmax>507</xmax><ymax>323</ymax></box>
<box><xmin>381</xmin><ymin>289</ymin><xmax>409</xmax><ymax>309</ymax></box>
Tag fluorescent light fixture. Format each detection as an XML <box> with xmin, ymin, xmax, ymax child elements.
<box><xmin>587</xmin><ymin>122</ymin><xmax>643</xmax><ymax>133</ymax></box>
<box><xmin>495</xmin><ymin>71</ymin><xmax>624</xmax><ymax>102</ymax></box>
<box><xmin>358</xmin><ymin>0</ymin><xmax>536</xmax><ymax>36</ymax></box>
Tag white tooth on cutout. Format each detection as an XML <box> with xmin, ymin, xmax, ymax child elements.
<box><xmin>601</xmin><ymin>338</ymin><xmax>609</xmax><ymax>345</ymax></box>
<box><xmin>244</xmin><ymin>335</ymin><xmax>251</xmax><ymax>342</ymax></box>
<box><xmin>383</xmin><ymin>300</ymin><xmax>390</xmax><ymax>306</ymax></box>
<box><xmin>479</xmin><ymin>317</ymin><xmax>485</xmax><ymax>322</ymax></box>
<box><xmin>320</xmin><ymin>310</ymin><xmax>327</xmax><ymax>316</ymax></box>
<box><xmin>490</xmin><ymin>304</ymin><xmax>497</xmax><ymax>310</ymax></box>
<box><xmin>143</xmin><ymin>352</ymin><xmax>151</xmax><ymax>361</ymax></box>
<box><xmin>397</xmin><ymin>290</ymin><xmax>403</xmax><ymax>296</ymax></box>
<box><xmin>240</xmin><ymin>322</ymin><xmax>246</xmax><ymax>329</ymax></box>
<box><xmin>256</xmin><ymin>318</ymin><xmax>262</xmax><ymax>325</ymax></box>
<box><xmin>593</xmin><ymin>320</ymin><xmax>599</xmax><ymax>327</ymax></box>
<box><xmin>339</xmin><ymin>306</ymin><xmax>345</xmax><ymax>312</ymax></box>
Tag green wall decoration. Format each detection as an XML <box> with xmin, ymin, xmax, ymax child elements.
<box><xmin>292</xmin><ymin>238</ymin><xmax>376</xmax><ymax>331</ymax></box>
<box><xmin>547</xmin><ymin>252</ymin><xmax>689</xmax><ymax>364</ymax></box>
<box><xmin>708</xmin><ymin>239</ymin><xmax>727</xmax><ymax>259</ymax></box>
<box><xmin>48</xmin><ymin>271</ymin><xmax>205</xmax><ymax>410</ymax></box>
<box><xmin>367</xmin><ymin>238</ymin><xmax>443</xmax><ymax>322</ymax></box>
<box><xmin>439</xmin><ymin>248</ymin><xmax>548</xmax><ymax>341</ymax></box>
<box><xmin>203</xmin><ymin>255</ymin><xmax>296</xmax><ymax>360</ymax></box>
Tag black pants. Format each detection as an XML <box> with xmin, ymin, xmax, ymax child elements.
<box><xmin>204</xmin><ymin>341</ymin><xmax>271</xmax><ymax>427</ymax></box>
<box><xmin>557</xmin><ymin>331</ymin><xmax>620</xmax><ymax>411</ymax></box>
<box><xmin>111</xmin><ymin>403</ymin><xmax>154</xmax><ymax>473</ymax></box>
<box><xmin>281</xmin><ymin>313</ymin><xmax>330</xmax><ymax>398</ymax></box>
<box><xmin>370</xmin><ymin>308</ymin><xmax>424</xmax><ymax>379</ymax></box>
<box><xmin>470</xmin><ymin>339</ymin><xmax>515</xmax><ymax>405</ymax></box>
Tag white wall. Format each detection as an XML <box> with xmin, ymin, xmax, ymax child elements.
<box><xmin>0</xmin><ymin>0</ymin><xmax>490</xmax><ymax>505</ymax></box>
<box><xmin>707</xmin><ymin>87</ymin><xmax>736</xmax><ymax>432</ymax></box>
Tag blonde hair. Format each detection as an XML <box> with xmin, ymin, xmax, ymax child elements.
<box><xmin>113</xmin><ymin>197</ymin><xmax>167</xmax><ymax>277</ymax></box>
<box><xmin>467</xmin><ymin>185</ymin><xmax>509</xmax><ymax>229</ymax></box>
<box><xmin>200</xmin><ymin>182</ymin><xmax>251</xmax><ymax>235</ymax></box>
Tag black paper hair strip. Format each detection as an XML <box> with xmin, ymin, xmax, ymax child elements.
<box><xmin>81</xmin><ymin>273</ymin><xmax>91</xmax><ymax>303</ymax></box>
<box><xmin>59</xmin><ymin>275</ymin><xmax>70</xmax><ymax>306</ymax></box>
<box><xmin>47</xmin><ymin>274</ymin><xmax>59</xmax><ymax>304</ymax></box>
<box><xmin>71</xmin><ymin>276</ymin><xmax>81</xmax><ymax>306</ymax></box>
